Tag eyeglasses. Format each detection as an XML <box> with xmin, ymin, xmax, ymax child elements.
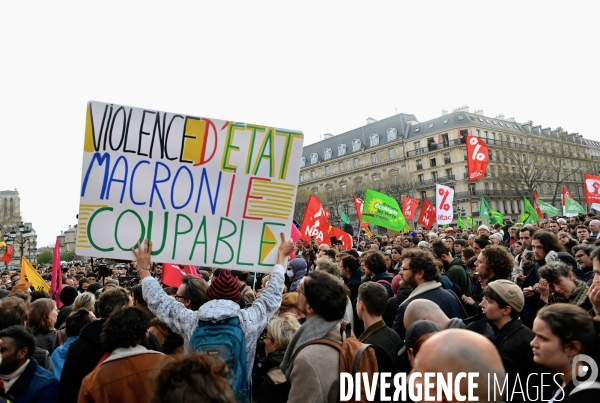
<box><xmin>264</xmin><ymin>335</ymin><xmax>275</xmax><ymax>343</ymax></box>
<box><xmin>174</xmin><ymin>295</ymin><xmax>186</xmax><ymax>300</ymax></box>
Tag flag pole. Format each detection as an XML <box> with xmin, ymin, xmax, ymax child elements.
<box><xmin>469</xmin><ymin>192</ymin><xmax>474</xmax><ymax>230</ymax></box>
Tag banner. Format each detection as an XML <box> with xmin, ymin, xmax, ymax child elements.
<box><xmin>299</xmin><ymin>195</ymin><xmax>331</xmax><ymax>244</ymax></box>
<box><xmin>584</xmin><ymin>173</ymin><xmax>600</xmax><ymax>204</ymax></box>
<box><xmin>402</xmin><ymin>197</ymin><xmax>420</xmax><ymax>220</ymax></box>
<box><xmin>51</xmin><ymin>237</ymin><xmax>63</xmax><ymax>308</ymax></box>
<box><xmin>22</xmin><ymin>256</ymin><xmax>50</xmax><ymax>292</ymax></box>
<box><xmin>76</xmin><ymin>101</ymin><xmax>304</xmax><ymax>273</ymax></box>
<box><xmin>533</xmin><ymin>190</ymin><xmax>543</xmax><ymax>218</ymax></box>
<box><xmin>417</xmin><ymin>199</ymin><xmax>436</xmax><ymax>230</ymax></box>
<box><xmin>329</xmin><ymin>226</ymin><xmax>352</xmax><ymax>250</ymax></box>
<box><xmin>523</xmin><ymin>198</ymin><xmax>540</xmax><ymax>224</ymax></box>
<box><xmin>353</xmin><ymin>196</ymin><xmax>364</xmax><ymax>223</ymax></box>
<box><xmin>362</xmin><ymin>189</ymin><xmax>407</xmax><ymax>231</ymax></box>
<box><xmin>538</xmin><ymin>200</ymin><xmax>560</xmax><ymax>216</ymax></box>
<box><xmin>435</xmin><ymin>184</ymin><xmax>454</xmax><ymax>225</ymax></box>
<box><xmin>466</xmin><ymin>135</ymin><xmax>489</xmax><ymax>181</ymax></box>
<box><xmin>480</xmin><ymin>197</ymin><xmax>491</xmax><ymax>223</ymax></box>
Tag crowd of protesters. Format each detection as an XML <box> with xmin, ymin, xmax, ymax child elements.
<box><xmin>2</xmin><ymin>212</ymin><xmax>600</xmax><ymax>402</ymax></box>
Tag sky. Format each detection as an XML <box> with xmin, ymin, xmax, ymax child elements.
<box><xmin>2</xmin><ymin>1</ymin><xmax>599</xmax><ymax>247</ymax></box>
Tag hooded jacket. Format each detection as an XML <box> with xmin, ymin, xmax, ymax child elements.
<box><xmin>288</xmin><ymin>258</ymin><xmax>307</xmax><ymax>292</ymax></box>
<box><xmin>142</xmin><ymin>263</ymin><xmax>285</xmax><ymax>384</ymax></box>
<box><xmin>1</xmin><ymin>357</ymin><xmax>59</xmax><ymax>403</ymax></box>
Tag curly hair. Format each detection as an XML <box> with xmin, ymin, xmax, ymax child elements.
<box><xmin>363</xmin><ymin>251</ymin><xmax>387</xmax><ymax>275</ymax></box>
<box><xmin>480</xmin><ymin>245</ymin><xmax>514</xmax><ymax>279</ymax></box>
<box><xmin>538</xmin><ymin>261</ymin><xmax>572</xmax><ymax>284</ymax></box>
<box><xmin>401</xmin><ymin>248</ymin><xmax>440</xmax><ymax>282</ymax></box>
<box><xmin>532</xmin><ymin>232</ymin><xmax>565</xmax><ymax>254</ymax></box>
<box><xmin>27</xmin><ymin>298</ymin><xmax>56</xmax><ymax>333</ymax></box>
<box><xmin>101</xmin><ymin>306</ymin><xmax>148</xmax><ymax>352</ymax></box>
<box><xmin>150</xmin><ymin>353</ymin><xmax>237</xmax><ymax>403</ymax></box>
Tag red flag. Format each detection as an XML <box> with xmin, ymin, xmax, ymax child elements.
<box><xmin>299</xmin><ymin>195</ymin><xmax>331</xmax><ymax>244</ymax></box>
<box><xmin>182</xmin><ymin>265</ymin><xmax>199</xmax><ymax>277</ymax></box>
<box><xmin>289</xmin><ymin>225</ymin><xmax>303</xmax><ymax>259</ymax></box>
<box><xmin>402</xmin><ymin>197</ymin><xmax>420</xmax><ymax>220</ymax></box>
<box><xmin>417</xmin><ymin>199</ymin><xmax>436</xmax><ymax>230</ymax></box>
<box><xmin>466</xmin><ymin>135</ymin><xmax>489</xmax><ymax>181</ymax></box>
<box><xmin>584</xmin><ymin>173</ymin><xmax>600</xmax><ymax>204</ymax></box>
<box><xmin>353</xmin><ymin>196</ymin><xmax>364</xmax><ymax>223</ymax></box>
<box><xmin>162</xmin><ymin>264</ymin><xmax>187</xmax><ymax>288</ymax></box>
<box><xmin>1</xmin><ymin>245</ymin><xmax>12</xmax><ymax>265</ymax></box>
<box><xmin>52</xmin><ymin>238</ymin><xmax>63</xmax><ymax>308</ymax></box>
<box><xmin>533</xmin><ymin>190</ymin><xmax>543</xmax><ymax>217</ymax></box>
<box><xmin>328</xmin><ymin>226</ymin><xmax>352</xmax><ymax>250</ymax></box>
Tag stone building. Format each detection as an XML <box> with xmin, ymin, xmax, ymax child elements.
<box><xmin>297</xmin><ymin>107</ymin><xmax>600</xmax><ymax>233</ymax></box>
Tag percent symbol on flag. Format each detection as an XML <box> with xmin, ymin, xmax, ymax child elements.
<box><xmin>470</xmin><ymin>137</ymin><xmax>486</xmax><ymax>161</ymax></box>
<box><xmin>438</xmin><ymin>188</ymin><xmax>451</xmax><ymax>211</ymax></box>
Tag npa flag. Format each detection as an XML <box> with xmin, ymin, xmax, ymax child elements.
<box><xmin>533</xmin><ymin>190</ymin><xmax>543</xmax><ymax>217</ymax></box>
<box><xmin>329</xmin><ymin>226</ymin><xmax>352</xmax><ymax>250</ymax></box>
<box><xmin>402</xmin><ymin>197</ymin><xmax>420</xmax><ymax>220</ymax></box>
<box><xmin>353</xmin><ymin>196</ymin><xmax>364</xmax><ymax>223</ymax></box>
<box><xmin>435</xmin><ymin>184</ymin><xmax>454</xmax><ymax>225</ymax></box>
<box><xmin>22</xmin><ymin>256</ymin><xmax>50</xmax><ymax>292</ymax></box>
<box><xmin>584</xmin><ymin>173</ymin><xmax>600</xmax><ymax>204</ymax></box>
<box><xmin>300</xmin><ymin>195</ymin><xmax>331</xmax><ymax>244</ymax></box>
<box><xmin>466</xmin><ymin>135</ymin><xmax>489</xmax><ymax>181</ymax></box>
<box><xmin>51</xmin><ymin>237</ymin><xmax>63</xmax><ymax>308</ymax></box>
<box><xmin>362</xmin><ymin>189</ymin><xmax>407</xmax><ymax>231</ymax></box>
<box><xmin>523</xmin><ymin>198</ymin><xmax>540</xmax><ymax>224</ymax></box>
<box><xmin>417</xmin><ymin>199</ymin><xmax>436</xmax><ymax>230</ymax></box>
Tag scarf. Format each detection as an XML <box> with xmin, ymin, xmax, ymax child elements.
<box><xmin>0</xmin><ymin>359</ymin><xmax>30</xmax><ymax>392</ymax></box>
<box><xmin>554</xmin><ymin>279</ymin><xmax>588</xmax><ymax>307</ymax></box>
<box><xmin>280</xmin><ymin>314</ymin><xmax>340</xmax><ymax>380</ymax></box>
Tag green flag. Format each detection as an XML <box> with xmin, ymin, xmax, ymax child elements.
<box><xmin>457</xmin><ymin>216</ymin><xmax>467</xmax><ymax>229</ymax></box>
<box><xmin>523</xmin><ymin>198</ymin><xmax>540</xmax><ymax>223</ymax></box>
<box><xmin>480</xmin><ymin>197</ymin><xmax>491</xmax><ymax>223</ymax></box>
<box><xmin>465</xmin><ymin>216</ymin><xmax>476</xmax><ymax>227</ymax></box>
<box><xmin>538</xmin><ymin>200</ymin><xmax>560</xmax><ymax>216</ymax></box>
<box><xmin>523</xmin><ymin>213</ymin><xmax>535</xmax><ymax>225</ymax></box>
<box><xmin>489</xmin><ymin>209</ymin><xmax>504</xmax><ymax>225</ymax></box>
<box><xmin>519</xmin><ymin>212</ymin><xmax>527</xmax><ymax>224</ymax></box>
<box><xmin>340</xmin><ymin>211</ymin><xmax>351</xmax><ymax>225</ymax></box>
<box><xmin>564</xmin><ymin>196</ymin><xmax>586</xmax><ymax>215</ymax></box>
<box><xmin>404</xmin><ymin>222</ymin><xmax>411</xmax><ymax>232</ymax></box>
<box><xmin>362</xmin><ymin>188</ymin><xmax>407</xmax><ymax>231</ymax></box>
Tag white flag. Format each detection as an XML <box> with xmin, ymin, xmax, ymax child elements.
<box><xmin>436</xmin><ymin>184</ymin><xmax>454</xmax><ymax>225</ymax></box>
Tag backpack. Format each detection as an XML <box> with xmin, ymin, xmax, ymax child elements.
<box><xmin>294</xmin><ymin>322</ymin><xmax>380</xmax><ymax>403</ymax></box>
<box><xmin>190</xmin><ymin>317</ymin><xmax>249</xmax><ymax>403</ymax></box>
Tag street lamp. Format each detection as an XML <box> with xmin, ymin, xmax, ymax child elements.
<box><xmin>3</xmin><ymin>222</ymin><xmax>32</xmax><ymax>264</ymax></box>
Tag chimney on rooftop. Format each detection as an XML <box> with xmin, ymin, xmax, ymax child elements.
<box><xmin>323</xmin><ymin>133</ymin><xmax>333</xmax><ymax>139</ymax></box>
<box><xmin>442</xmin><ymin>109</ymin><xmax>448</xmax><ymax>116</ymax></box>
<box><xmin>366</xmin><ymin>117</ymin><xmax>377</xmax><ymax>125</ymax></box>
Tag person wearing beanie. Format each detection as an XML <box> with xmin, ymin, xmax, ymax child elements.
<box><xmin>135</xmin><ymin>235</ymin><xmax>294</xmax><ymax>388</ymax></box>
<box><xmin>478</xmin><ymin>225</ymin><xmax>490</xmax><ymax>237</ymax></box>
<box><xmin>481</xmin><ymin>279</ymin><xmax>535</xmax><ymax>402</ymax></box>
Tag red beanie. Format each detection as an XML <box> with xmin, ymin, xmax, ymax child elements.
<box><xmin>206</xmin><ymin>270</ymin><xmax>241</xmax><ymax>303</ymax></box>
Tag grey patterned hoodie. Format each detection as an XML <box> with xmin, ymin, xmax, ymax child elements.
<box><xmin>141</xmin><ymin>264</ymin><xmax>285</xmax><ymax>383</ymax></box>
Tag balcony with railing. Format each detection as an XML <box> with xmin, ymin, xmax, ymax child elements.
<box><xmin>406</xmin><ymin>138</ymin><xmax>461</xmax><ymax>157</ymax></box>
<box><xmin>414</xmin><ymin>174</ymin><xmax>456</xmax><ymax>188</ymax></box>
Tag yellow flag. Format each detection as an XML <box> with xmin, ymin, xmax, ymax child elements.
<box><xmin>22</xmin><ymin>256</ymin><xmax>50</xmax><ymax>292</ymax></box>
<box><xmin>363</xmin><ymin>226</ymin><xmax>373</xmax><ymax>238</ymax></box>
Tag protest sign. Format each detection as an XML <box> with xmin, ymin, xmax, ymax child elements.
<box><xmin>77</xmin><ymin>101</ymin><xmax>304</xmax><ymax>272</ymax></box>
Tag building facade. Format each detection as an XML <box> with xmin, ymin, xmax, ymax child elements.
<box><xmin>0</xmin><ymin>190</ymin><xmax>38</xmax><ymax>265</ymax></box>
<box><xmin>297</xmin><ymin>107</ymin><xmax>600</xmax><ymax>233</ymax></box>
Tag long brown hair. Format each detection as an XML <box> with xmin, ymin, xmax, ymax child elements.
<box><xmin>27</xmin><ymin>298</ymin><xmax>56</xmax><ymax>333</ymax></box>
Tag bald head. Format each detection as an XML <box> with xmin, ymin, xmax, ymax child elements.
<box><xmin>590</xmin><ymin>220</ymin><xmax>600</xmax><ymax>234</ymax></box>
<box><xmin>404</xmin><ymin>299</ymin><xmax>450</xmax><ymax>330</ymax></box>
<box><xmin>412</xmin><ymin>329</ymin><xmax>505</xmax><ymax>402</ymax></box>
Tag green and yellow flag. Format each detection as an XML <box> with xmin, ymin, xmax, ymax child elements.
<box><xmin>362</xmin><ymin>189</ymin><xmax>407</xmax><ymax>231</ymax></box>
<box><xmin>523</xmin><ymin>198</ymin><xmax>540</xmax><ymax>223</ymax></box>
<box><xmin>489</xmin><ymin>209</ymin><xmax>504</xmax><ymax>225</ymax></box>
<box><xmin>457</xmin><ymin>216</ymin><xmax>467</xmax><ymax>229</ymax></box>
<box><xmin>465</xmin><ymin>216</ymin><xmax>476</xmax><ymax>227</ymax></box>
